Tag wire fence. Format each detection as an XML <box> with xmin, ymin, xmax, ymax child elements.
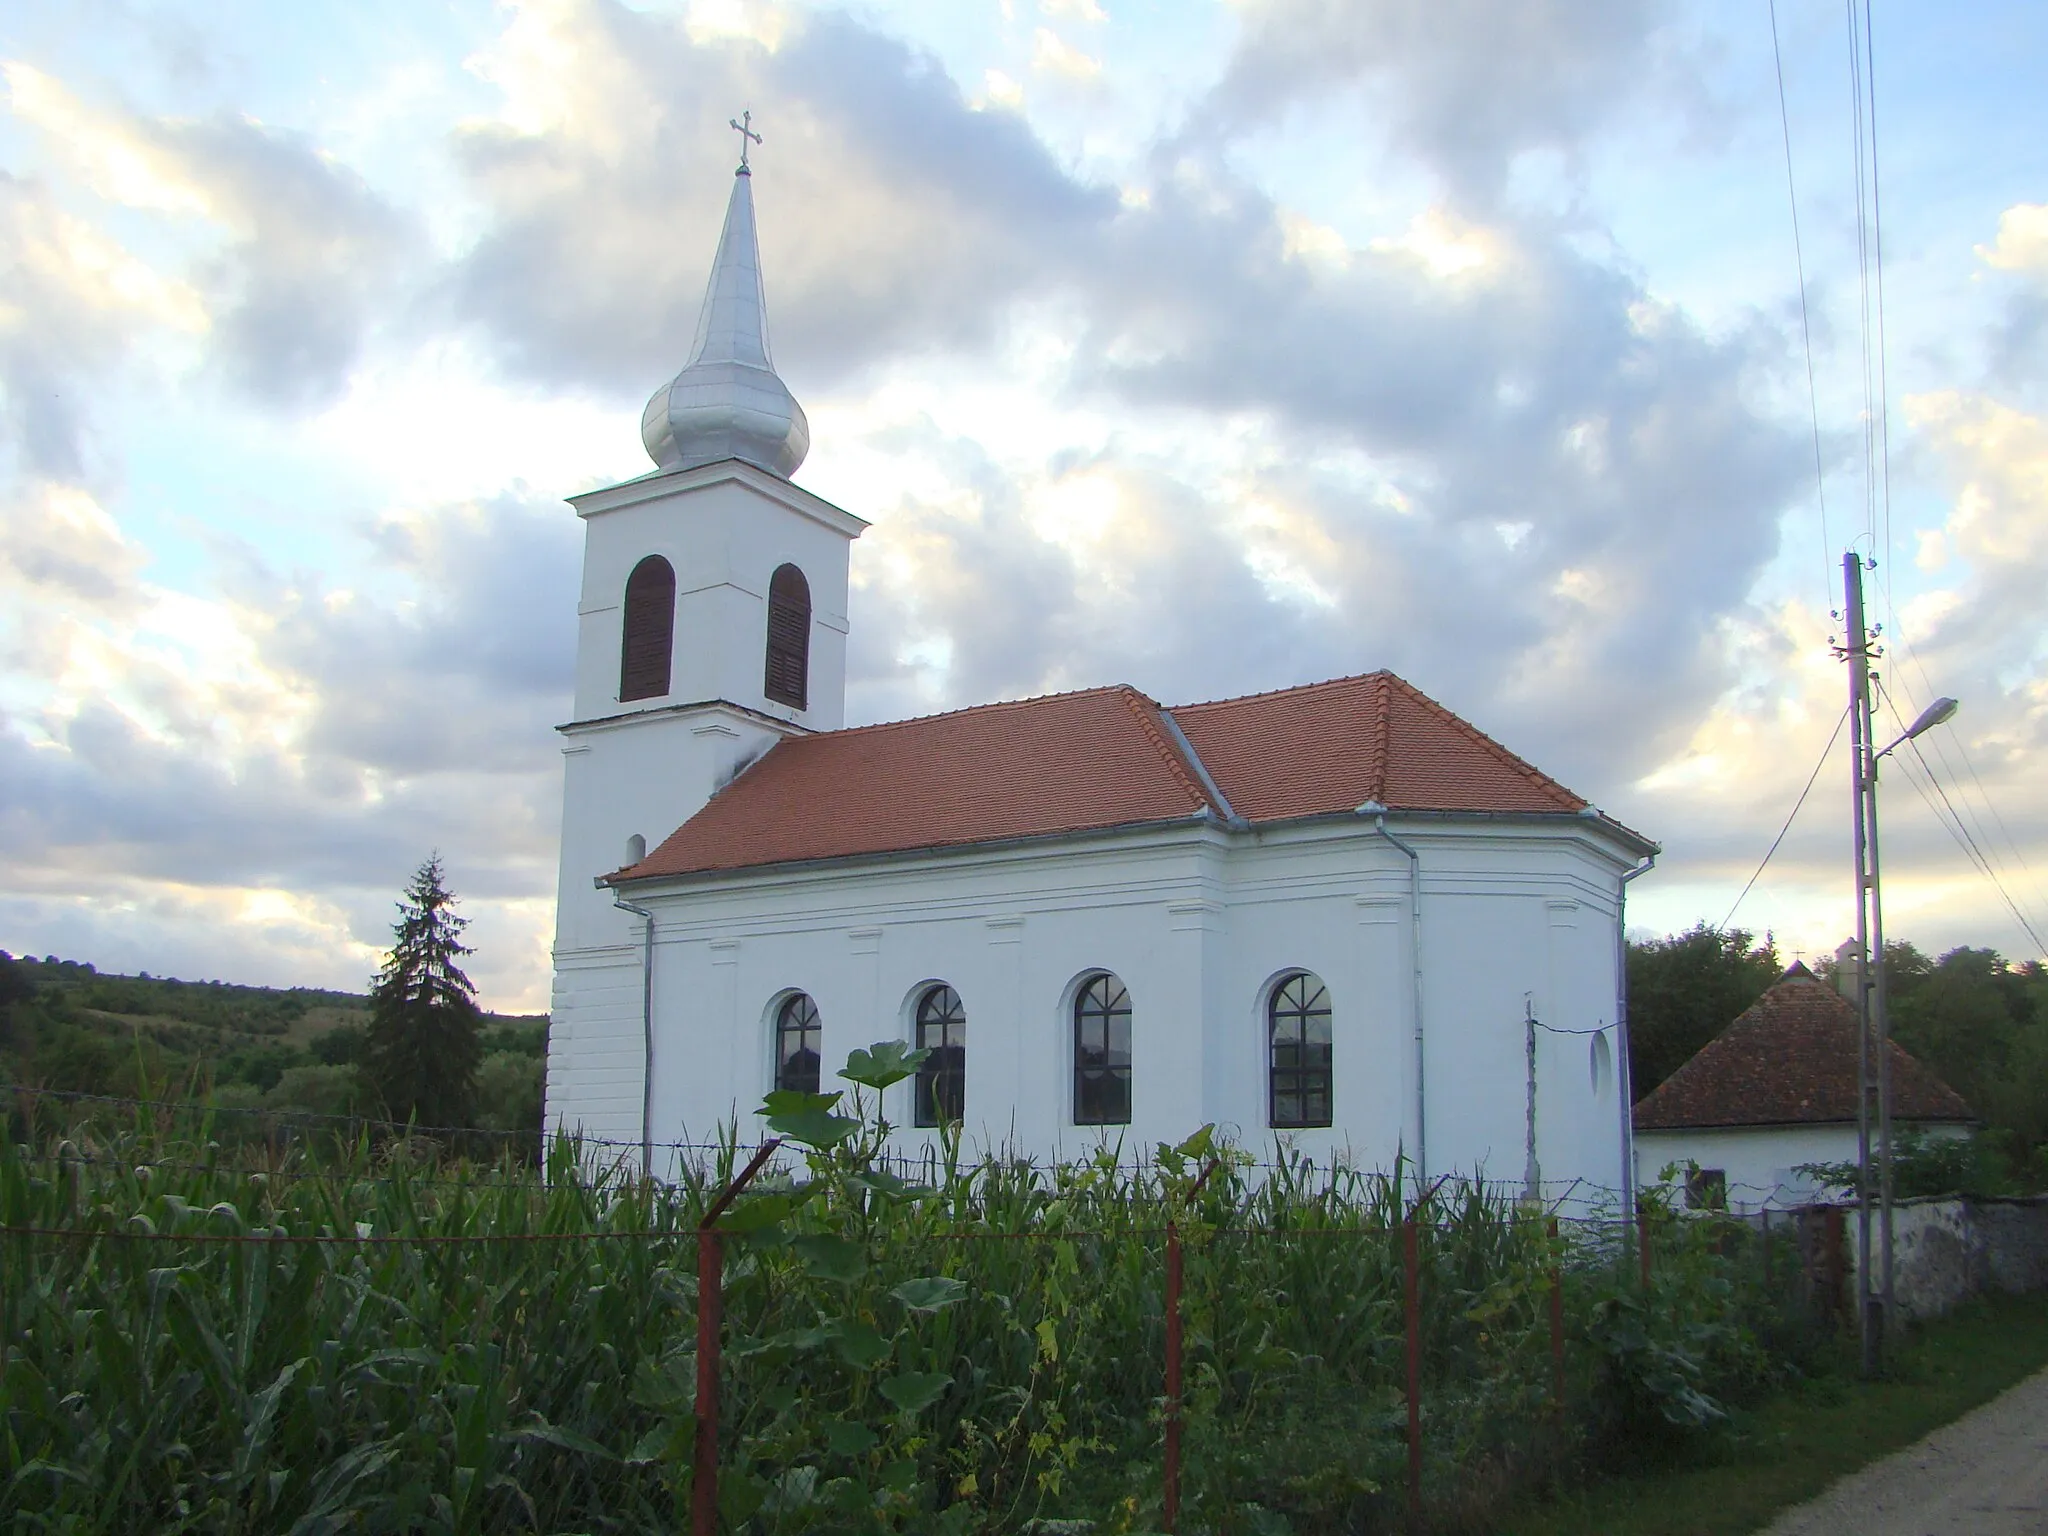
<box><xmin>0</xmin><ymin>1097</ymin><xmax>1854</xmax><ymax>1536</ymax></box>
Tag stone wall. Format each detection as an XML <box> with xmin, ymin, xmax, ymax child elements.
<box><xmin>1837</xmin><ymin>1195</ymin><xmax>2048</xmax><ymax>1321</ymax></box>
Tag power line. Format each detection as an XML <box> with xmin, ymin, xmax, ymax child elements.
<box><xmin>1874</xmin><ymin>594</ymin><xmax>2048</xmax><ymax>932</ymax></box>
<box><xmin>1900</xmin><ymin>739</ymin><xmax>2048</xmax><ymax>959</ymax></box>
<box><xmin>1877</xmin><ymin>693</ymin><xmax>2048</xmax><ymax>958</ymax></box>
<box><xmin>1767</xmin><ymin>0</ymin><xmax>1834</xmax><ymax>612</ymax></box>
<box><xmin>1720</xmin><ymin>703</ymin><xmax>1851</xmax><ymax>933</ymax></box>
<box><xmin>1861</xmin><ymin>0</ymin><xmax>1894</xmax><ymax>593</ymax></box>
<box><xmin>1845</xmin><ymin>0</ymin><xmax>1876</xmax><ymax>553</ymax></box>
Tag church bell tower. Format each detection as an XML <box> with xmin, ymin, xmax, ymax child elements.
<box><xmin>547</xmin><ymin>131</ymin><xmax>866</xmax><ymax>1136</ymax></box>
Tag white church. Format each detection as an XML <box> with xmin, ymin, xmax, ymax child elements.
<box><xmin>543</xmin><ymin>148</ymin><xmax>1659</xmax><ymax>1196</ymax></box>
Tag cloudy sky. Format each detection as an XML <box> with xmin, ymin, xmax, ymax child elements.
<box><xmin>3</xmin><ymin>0</ymin><xmax>2045</xmax><ymax>1010</ymax></box>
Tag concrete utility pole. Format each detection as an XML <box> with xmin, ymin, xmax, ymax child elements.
<box><xmin>1842</xmin><ymin>549</ymin><xmax>1886</xmax><ymax>1375</ymax></box>
<box><xmin>1841</xmin><ymin>553</ymin><xmax>1956</xmax><ymax>1377</ymax></box>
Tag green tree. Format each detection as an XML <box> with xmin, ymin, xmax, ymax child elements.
<box><xmin>0</xmin><ymin>949</ymin><xmax>35</xmax><ymax>1054</ymax></box>
<box><xmin>1889</xmin><ymin>946</ymin><xmax>2048</xmax><ymax>1183</ymax></box>
<box><xmin>363</xmin><ymin>855</ymin><xmax>483</xmax><ymax>1130</ymax></box>
<box><xmin>1626</xmin><ymin>923</ymin><xmax>1781</xmax><ymax>1096</ymax></box>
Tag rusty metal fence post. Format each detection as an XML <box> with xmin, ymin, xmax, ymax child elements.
<box><xmin>692</xmin><ymin>1139</ymin><xmax>782</xmax><ymax>1536</ymax></box>
<box><xmin>1164</xmin><ymin>1218</ymin><xmax>1185</xmax><ymax>1532</ymax></box>
<box><xmin>1404</xmin><ymin>1217</ymin><xmax>1421</xmax><ymax>1531</ymax></box>
<box><xmin>1163</xmin><ymin>1157</ymin><xmax>1219</xmax><ymax>1534</ymax></box>
<box><xmin>1547</xmin><ymin>1216</ymin><xmax>1564</xmax><ymax>1411</ymax></box>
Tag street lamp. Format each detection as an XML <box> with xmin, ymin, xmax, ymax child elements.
<box><xmin>1844</xmin><ymin>545</ymin><xmax>1959</xmax><ymax>1374</ymax></box>
<box><xmin>1866</xmin><ymin>691</ymin><xmax>1958</xmax><ymax>1365</ymax></box>
<box><xmin>1877</xmin><ymin>697</ymin><xmax>1959</xmax><ymax>760</ymax></box>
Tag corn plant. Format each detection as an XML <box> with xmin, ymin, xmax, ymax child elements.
<box><xmin>0</xmin><ymin>1054</ymin><xmax>1824</xmax><ymax>1535</ymax></box>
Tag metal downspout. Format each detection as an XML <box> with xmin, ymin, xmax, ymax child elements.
<box><xmin>1360</xmin><ymin>803</ymin><xmax>1426</xmax><ymax>1180</ymax></box>
<box><xmin>613</xmin><ymin>894</ymin><xmax>656</xmax><ymax>1178</ymax></box>
<box><xmin>1616</xmin><ymin>854</ymin><xmax>1656</xmax><ymax>1221</ymax></box>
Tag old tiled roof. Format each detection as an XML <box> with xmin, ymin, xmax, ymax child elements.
<box><xmin>1175</xmin><ymin>672</ymin><xmax>1585</xmax><ymax>822</ymax></box>
<box><xmin>1632</xmin><ymin>963</ymin><xmax>1975</xmax><ymax>1131</ymax></box>
<box><xmin>620</xmin><ymin>670</ymin><xmax>1602</xmax><ymax>881</ymax></box>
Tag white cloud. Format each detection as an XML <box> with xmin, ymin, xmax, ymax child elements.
<box><xmin>1977</xmin><ymin>203</ymin><xmax>2048</xmax><ymax>277</ymax></box>
<box><xmin>1031</xmin><ymin>28</ymin><xmax>1102</xmax><ymax>81</ymax></box>
<box><xmin>2</xmin><ymin>62</ymin><xmax>211</xmax><ymax>215</ymax></box>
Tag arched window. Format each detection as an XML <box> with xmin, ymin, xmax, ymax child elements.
<box><xmin>619</xmin><ymin>556</ymin><xmax>675</xmax><ymax>702</ymax></box>
<box><xmin>774</xmin><ymin>993</ymin><xmax>821</xmax><ymax>1095</ymax></box>
<box><xmin>763</xmin><ymin>563</ymin><xmax>811</xmax><ymax>710</ymax></box>
<box><xmin>913</xmin><ymin>984</ymin><xmax>967</xmax><ymax>1126</ymax></box>
<box><xmin>1073</xmin><ymin>972</ymin><xmax>1132</xmax><ymax>1125</ymax></box>
<box><xmin>1268</xmin><ymin>972</ymin><xmax>1332</xmax><ymax>1129</ymax></box>
<box><xmin>1590</xmin><ymin>1030</ymin><xmax>1613</xmax><ymax>1099</ymax></box>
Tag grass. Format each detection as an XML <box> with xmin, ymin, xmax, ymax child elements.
<box><xmin>1497</xmin><ymin>1289</ymin><xmax>2048</xmax><ymax>1536</ymax></box>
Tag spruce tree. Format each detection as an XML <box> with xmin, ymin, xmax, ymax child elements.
<box><xmin>364</xmin><ymin>854</ymin><xmax>483</xmax><ymax>1130</ymax></box>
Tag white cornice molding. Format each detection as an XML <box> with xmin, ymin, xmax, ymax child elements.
<box><xmin>557</xmin><ymin>696</ymin><xmax>812</xmax><ymax>740</ymax></box>
<box><xmin>568</xmin><ymin>458</ymin><xmax>869</xmax><ymax>539</ymax></box>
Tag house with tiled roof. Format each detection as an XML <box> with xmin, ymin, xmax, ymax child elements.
<box><xmin>544</xmin><ymin>157</ymin><xmax>1659</xmax><ymax>1191</ymax></box>
<box><xmin>1633</xmin><ymin>963</ymin><xmax>1974</xmax><ymax>1213</ymax></box>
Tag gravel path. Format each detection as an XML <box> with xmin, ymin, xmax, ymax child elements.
<box><xmin>1753</xmin><ymin>1363</ymin><xmax>2048</xmax><ymax>1535</ymax></box>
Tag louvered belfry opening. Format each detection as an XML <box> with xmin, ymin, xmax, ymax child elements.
<box><xmin>764</xmin><ymin>563</ymin><xmax>811</xmax><ymax>710</ymax></box>
<box><xmin>619</xmin><ymin>555</ymin><xmax>675</xmax><ymax>702</ymax></box>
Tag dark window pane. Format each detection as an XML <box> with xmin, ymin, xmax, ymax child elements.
<box><xmin>764</xmin><ymin>563</ymin><xmax>811</xmax><ymax>709</ymax></box>
<box><xmin>1269</xmin><ymin>971</ymin><xmax>1333</xmax><ymax>1128</ymax></box>
<box><xmin>1073</xmin><ymin>973</ymin><xmax>1132</xmax><ymax>1125</ymax></box>
<box><xmin>620</xmin><ymin>556</ymin><xmax>675</xmax><ymax>701</ymax></box>
<box><xmin>776</xmin><ymin>993</ymin><xmax>821</xmax><ymax>1095</ymax></box>
<box><xmin>913</xmin><ymin>984</ymin><xmax>967</xmax><ymax>1126</ymax></box>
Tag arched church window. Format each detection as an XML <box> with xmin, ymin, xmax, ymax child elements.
<box><xmin>620</xmin><ymin>556</ymin><xmax>675</xmax><ymax>702</ymax></box>
<box><xmin>1268</xmin><ymin>972</ymin><xmax>1332</xmax><ymax>1129</ymax></box>
<box><xmin>1073</xmin><ymin>972</ymin><xmax>1132</xmax><ymax>1126</ymax></box>
<box><xmin>1590</xmin><ymin>1030</ymin><xmax>1613</xmax><ymax>1099</ymax></box>
<box><xmin>774</xmin><ymin>993</ymin><xmax>821</xmax><ymax>1095</ymax></box>
<box><xmin>913</xmin><ymin>984</ymin><xmax>967</xmax><ymax>1126</ymax></box>
<box><xmin>764</xmin><ymin>563</ymin><xmax>811</xmax><ymax>710</ymax></box>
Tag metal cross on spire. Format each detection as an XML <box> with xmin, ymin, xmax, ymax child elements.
<box><xmin>729</xmin><ymin>110</ymin><xmax>762</xmax><ymax>171</ymax></box>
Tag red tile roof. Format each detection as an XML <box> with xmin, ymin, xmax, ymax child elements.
<box><xmin>1175</xmin><ymin>672</ymin><xmax>1586</xmax><ymax>822</ymax></box>
<box><xmin>1632</xmin><ymin>963</ymin><xmax>1974</xmax><ymax>1131</ymax></box>
<box><xmin>620</xmin><ymin>670</ymin><xmax>1602</xmax><ymax>881</ymax></box>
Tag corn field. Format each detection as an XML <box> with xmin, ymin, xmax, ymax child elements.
<box><xmin>1</xmin><ymin>1047</ymin><xmax>1823</xmax><ymax>1535</ymax></box>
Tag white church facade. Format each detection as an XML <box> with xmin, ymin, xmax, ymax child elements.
<box><xmin>544</xmin><ymin>151</ymin><xmax>1659</xmax><ymax>1196</ymax></box>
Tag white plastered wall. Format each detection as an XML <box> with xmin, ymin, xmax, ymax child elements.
<box><xmin>545</xmin><ymin>458</ymin><xmax>864</xmax><ymax>1145</ymax></box>
<box><xmin>565</xmin><ymin>815</ymin><xmax>1641</xmax><ymax>1202</ymax></box>
<box><xmin>1634</xmin><ymin>1121</ymin><xmax>1970</xmax><ymax>1213</ymax></box>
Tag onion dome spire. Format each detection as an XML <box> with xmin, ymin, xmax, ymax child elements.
<box><xmin>641</xmin><ymin>117</ymin><xmax>810</xmax><ymax>479</ymax></box>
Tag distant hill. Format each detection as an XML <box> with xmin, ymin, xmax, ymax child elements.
<box><xmin>1</xmin><ymin>952</ymin><xmax>548</xmax><ymax>1129</ymax></box>
<box><xmin>13</xmin><ymin>954</ymin><xmax>545</xmax><ymax>1041</ymax></box>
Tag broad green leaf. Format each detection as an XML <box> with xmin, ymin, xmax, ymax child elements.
<box><xmin>626</xmin><ymin>1423</ymin><xmax>679</xmax><ymax>1465</ymax></box>
<box><xmin>1174</xmin><ymin>1123</ymin><xmax>1217</xmax><ymax>1162</ymax></box>
<box><xmin>513</xmin><ymin>1415</ymin><xmax>615</xmax><ymax>1460</ymax></box>
<box><xmin>629</xmin><ymin>1352</ymin><xmax>695</xmax><ymax>1413</ymax></box>
<box><xmin>790</xmin><ymin>1233</ymin><xmax>866</xmax><ymax>1282</ymax></box>
<box><xmin>839</xmin><ymin>1040</ymin><xmax>930</xmax><ymax>1090</ymax></box>
<box><xmin>879</xmin><ymin>1459</ymin><xmax>920</xmax><ymax>1494</ymax></box>
<box><xmin>891</xmin><ymin>1275</ymin><xmax>968</xmax><ymax>1313</ymax></box>
<box><xmin>715</xmin><ymin>1192</ymin><xmax>802</xmax><ymax>1233</ymax></box>
<box><xmin>847</xmin><ymin>1168</ymin><xmax>934</xmax><ymax>1202</ymax></box>
<box><xmin>761</xmin><ymin>1088</ymin><xmax>843</xmax><ymax>1117</ymax></box>
<box><xmin>764</xmin><ymin>1105</ymin><xmax>862</xmax><ymax>1150</ymax></box>
<box><xmin>823</xmin><ymin>1421</ymin><xmax>877</xmax><ymax>1457</ymax></box>
<box><xmin>877</xmin><ymin>1371</ymin><xmax>950</xmax><ymax>1415</ymax></box>
<box><xmin>773</xmin><ymin>1324</ymin><xmax>837</xmax><ymax>1353</ymax></box>
<box><xmin>828</xmin><ymin>1320</ymin><xmax>892</xmax><ymax>1370</ymax></box>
